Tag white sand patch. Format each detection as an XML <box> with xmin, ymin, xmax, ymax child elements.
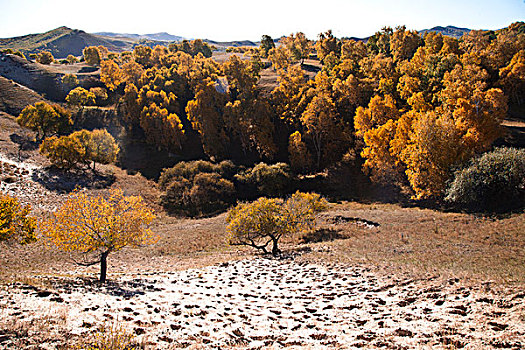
<box><xmin>1</xmin><ymin>258</ymin><xmax>524</xmax><ymax>349</ymax></box>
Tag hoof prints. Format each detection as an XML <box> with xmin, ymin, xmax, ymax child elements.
<box><xmin>1</xmin><ymin>258</ymin><xmax>524</xmax><ymax>349</ymax></box>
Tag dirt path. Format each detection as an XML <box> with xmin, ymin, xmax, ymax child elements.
<box><xmin>1</xmin><ymin>257</ymin><xmax>523</xmax><ymax>349</ymax></box>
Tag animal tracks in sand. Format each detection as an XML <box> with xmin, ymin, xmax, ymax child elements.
<box><xmin>1</xmin><ymin>257</ymin><xmax>524</xmax><ymax>349</ymax></box>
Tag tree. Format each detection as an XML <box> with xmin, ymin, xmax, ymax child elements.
<box><xmin>227</xmin><ymin>192</ymin><xmax>327</xmax><ymax>256</ymax></box>
<box><xmin>268</xmin><ymin>46</ymin><xmax>293</xmax><ymax>71</ymax></box>
<box><xmin>17</xmin><ymin>102</ymin><xmax>72</xmax><ymax>141</ymax></box>
<box><xmin>0</xmin><ymin>193</ymin><xmax>36</xmax><ymax>244</ymax></box>
<box><xmin>83</xmin><ymin>46</ymin><xmax>101</xmax><ymax>66</ymax></box>
<box><xmin>280</xmin><ymin>32</ymin><xmax>310</xmax><ymax>64</ymax></box>
<box><xmin>61</xmin><ymin>73</ymin><xmax>79</xmax><ymax>89</ymax></box>
<box><xmin>288</xmin><ymin>131</ymin><xmax>312</xmax><ymax>172</ymax></box>
<box><xmin>40</xmin><ymin>134</ymin><xmax>86</xmax><ymax>170</ymax></box>
<box><xmin>260</xmin><ymin>35</ymin><xmax>275</xmax><ymax>58</ymax></box>
<box><xmin>37</xmin><ymin>51</ymin><xmax>54</xmax><ymax>64</ymax></box>
<box><xmin>90</xmin><ymin>87</ymin><xmax>108</xmax><ymax>105</ymax></box>
<box><xmin>71</xmin><ymin>129</ymin><xmax>119</xmax><ymax>171</ymax></box>
<box><xmin>499</xmin><ymin>50</ymin><xmax>525</xmax><ymax>105</ymax></box>
<box><xmin>445</xmin><ymin>147</ymin><xmax>525</xmax><ymax>213</ymax></box>
<box><xmin>315</xmin><ymin>30</ymin><xmax>340</xmax><ymax>63</ymax></box>
<box><xmin>100</xmin><ymin>59</ymin><xmax>122</xmax><ymax>91</ymax></box>
<box><xmin>66</xmin><ymin>87</ymin><xmax>96</xmax><ymax>107</ymax></box>
<box><xmin>66</xmin><ymin>55</ymin><xmax>79</xmax><ymax>64</ymax></box>
<box><xmin>41</xmin><ymin>189</ymin><xmax>156</xmax><ymax>283</ymax></box>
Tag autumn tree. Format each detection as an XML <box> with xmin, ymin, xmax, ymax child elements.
<box><xmin>36</xmin><ymin>51</ymin><xmax>54</xmax><ymax>64</ymax></box>
<box><xmin>66</xmin><ymin>87</ymin><xmax>96</xmax><ymax>107</ymax></box>
<box><xmin>83</xmin><ymin>46</ymin><xmax>101</xmax><ymax>66</ymax></box>
<box><xmin>0</xmin><ymin>193</ymin><xmax>36</xmax><ymax>244</ymax></box>
<box><xmin>100</xmin><ymin>59</ymin><xmax>122</xmax><ymax>91</ymax></box>
<box><xmin>288</xmin><ymin>131</ymin><xmax>312</xmax><ymax>172</ymax></box>
<box><xmin>315</xmin><ymin>30</ymin><xmax>340</xmax><ymax>63</ymax></box>
<box><xmin>227</xmin><ymin>192</ymin><xmax>327</xmax><ymax>256</ymax></box>
<box><xmin>66</xmin><ymin>54</ymin><xmax>79</xmax><ymax>64</ymax></box>
<box><xmin>41</xmin><ymin>189</ymin><xmax>156</xmax><ymax>283</ymax></box>
<box><xmin>268</xmin><ymin>46</ymin><xmax>293</xmax><ymax>71</ymax></box>
<box><xmin>61</xmin><ymin>73</ymin><xmax>79</xmax><ymax>89</ymax></box>
<box><xmin>260</xmin><ymin>35</ymin><xmax>275</xmax><ymax>58</ymax></box>
<box><xmin>499</xmin><ymin>50</ymin><xmax>525</xmax><ymax>105</ymax></box>
<box><xmin>40</xmin><ymin>129</ymin><xmax>118</xmax><ymax>171</ymax></box>
<box><xmin>40</xmin><ymin>134</ymin><xmax>86</xmax><ymax>170</ymax></box>
<box><xmin>17</xmin><ymin>102</ymin><xmax>72</xmax><ymax>141</ymax></box>
<box><xmin>281</xmin><ymin>32</ymin><xmax>310</xmax><ymax>64</ymax></box>
<box><xmin>90</xmin><ymin>87</ymin><xmax>108</xmax><ymax>105</ymax></box>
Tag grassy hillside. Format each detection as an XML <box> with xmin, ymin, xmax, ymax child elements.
<box><xmin>0</xmin><ymin>26</ymin><xmax>135</xmax><ymax>58</ymax></box>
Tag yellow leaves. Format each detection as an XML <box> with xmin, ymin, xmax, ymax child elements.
<box><xmin>41</xmin><ymin>188</ymin><xmax>156</xmax><ymax>254</ymax></box>
<box><xmin>0</xmin><ymin>193</ymin><xmax>36</xmax><ymax>244</ymax></box>
<box><xmin>66</xmin><ymin>87</ymin><xmax>96</xmax><ymax>107</ymax></box>
<box><xmin>226</xmin><ymin>192</ymin><xmax>327</xmax><ymax>255</ymax></box>
<box><xmin>100</xmin><ymin>59</ymin><xmax>122</xmax><ymax>91</ymax></box>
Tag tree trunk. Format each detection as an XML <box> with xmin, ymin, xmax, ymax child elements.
<box><xmin>271</xmin><ymin>237</ymin><xmax>280</xmax><ymax>257</ymax></box>
<box><xmin>99</xmin><ymin>251</ymin><xmax>109</xmax><ymax>283</ymax></box>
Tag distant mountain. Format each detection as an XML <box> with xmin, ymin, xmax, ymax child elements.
<box><xmin>418</xmin><ymin>25</ymin><xmax>471</xmax><ymax>39</ymax></box>
<box><xmin>94</xmin><ymin>31</ymin><xmax>185</xmax><ymax>42</ymax></box>
<box><xmin>0</xmin><ymin>26</ymin><xmax>136</xmax><ymax>58</ymax></box>
<box><xmin>204</xmin><ymin>39</ymin><xmax>257</xmax><ymax>48</ymax></box>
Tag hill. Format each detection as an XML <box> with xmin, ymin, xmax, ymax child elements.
<box><xmin>0</xmin><ymin>26</ymin><xmax>136</xmax><ymax>58</ymax></box>
<box><xmin>94</xmin><ymin>31</ymin><xmax>185</xmax><ymax>42</ymax></box>
<box><xmin>419</xmin><ymin>25</ymin><xmax>471</xmax><ymax>38</ymax></box>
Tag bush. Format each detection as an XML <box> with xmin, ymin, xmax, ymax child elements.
<box><xmin>227</xmin><ymin>192</ymin><xmax>328</xmax><ymax>256</ymax></box>
<box><xmin>40</xmin><ymin>129</ymin><xmax>119</xmax><ymax>171</ymax></box>
<box><xmin>36</xmin><ymin>51</ymin><xmax>54</xmax><ymax>64</ymax></box>
<box><xmin>159</xmin><ymin>160</ymin><xmax>237</xmax><ymax>216</ymax></box>
<box><xmin>0</xmin><ymin>193</ymin><xmax>36</xmax><ymax>244</ymax></box>
<box><xmin>235</xmin><ymin>162</ymin><xmax>293</xmax><ymax>198</ymax></box>
<box><xmin>445</xmin><ymin>147</ymin><xmax>525</xmax><ymax>213</ymax></box>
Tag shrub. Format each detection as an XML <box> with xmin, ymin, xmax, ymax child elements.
<box><xmin>227</xmin><ymin>192</ymin><xmax>328</xmax><ymax>256</ymax></box>
<box><xmin>17</xmin><ymin>102</ymin><xmax>72</xmax><ymax>141</ymax></box>
<box><xmin>159</xmin><ymin>160</ymin><xmax>237</xmax><ymax>216</ymax></box>
<box><xmin>61</xmin><ymin>73</ymin><xmax>79</xmax><ymax>89</ymax></box>
<box><xmin>40</xmin><ymin>129</ymin><xmax>119</xmax><ymax>171</ymax></box>
<box><xmin>445</xmin><ymin>147</ymin><xmax>525</xmax><ymax>213</ymax></box>
<box><xmin>235</xmin><ymin>162</ymin><xmax>293</xmax><ymax>197</ymax></box>
<box><xmin>90</xmin><ymin>87</ymin><xmax>108</xmax><ymax>105</ymax></box>
<box><xmin>36</xmin><ymin>51</ymin><xmax>54</xmax><ymax>64</ymax></box>
<box><xmin>0</xmin><ymin>193</ymin><xmax>36</xmax><ymax>244</ymax></box>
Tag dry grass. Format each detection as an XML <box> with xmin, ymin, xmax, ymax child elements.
<box><xmin>294</xmin><ymin>202</ymin><xmax>525</xmax><ymax>285</ymax></box>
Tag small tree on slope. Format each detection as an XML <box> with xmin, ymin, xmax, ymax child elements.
<box><xmin>41</xmin><ymin>189</ymin><xmax>156</xmax><ymax>283</ymax></box>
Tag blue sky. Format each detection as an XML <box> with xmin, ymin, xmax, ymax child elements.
<box><xmin>0</xmin><ymin>0</ymin><xmax>523</xmax><ymax>41</ymax></box>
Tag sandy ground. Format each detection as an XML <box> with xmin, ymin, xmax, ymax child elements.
<box><xmin>1</xmin><ymin>257</ymin><xmax>524</xmax><ymax>349</ymax></box>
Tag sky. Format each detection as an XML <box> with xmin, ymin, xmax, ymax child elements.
<box><xmin>0</xmin><ymin>0</ymin><xmax>524</xmax><ymax>41</ymax></box>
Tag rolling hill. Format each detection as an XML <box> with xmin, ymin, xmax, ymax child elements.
<box><xmin>419</xmin><ymin>25</ymin><xmax>472</xmax><ymax>38</ymax></box>
<box><xmin>94</xmin><ymin>31</ymin><xmax>185</xmax><ymax>42</ymax></box>
<box><xmin>0</xmin><ymin>27</ymin><xmax>136</xmax><ymax>58</ymax></box>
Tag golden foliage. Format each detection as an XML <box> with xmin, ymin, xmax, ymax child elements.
<box><xmin>227</xmin><ymin>192</ymin><xmax>327</xmax><ymax>255</ymax></box>
<box><xmin>0</xmin><ymin>193</ymin><xmax>36</xmax><ymax>244</ymax></box>
<box><xmin>100</xmin><ymin>59</ymin><xmax>122</xmax><ymax>91</ymax></box>
<box><xmin>41</xmin><ymin>189</ymin><xmax>156</xmax><ymax>282</ymax></box>
<box><xmin>17</xmin><ymin>102</ymin><xmax>72</xmax><ymax>141</ymax></box>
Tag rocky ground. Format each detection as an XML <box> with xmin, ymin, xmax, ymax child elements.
<box><xmin>1</xmin><ymin>257</ymin><xmax>524</xmax><ymax>349</ymax></box>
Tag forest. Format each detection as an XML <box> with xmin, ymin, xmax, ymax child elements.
<box><xmin>14</xmin><ymin>22</ymin><xmax>524</xmax><ymax>216</ymax></box>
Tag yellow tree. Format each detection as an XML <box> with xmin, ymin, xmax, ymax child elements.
<box><xmin>499</xmin><ymin>50</ymin><xmax>525</xmax><ymax>105</ymax></box>
<box><xmin>301</xmin><ymin>93</ymin><xmax>349</xmax><ymax>169</ymax></box>
<box><xmin>0</xmin><ymin>193</ymin><xmax>36</xmax><ymax>244</ymax></box>
<box><xmin>17</xmin><ymin>102</ymin><xmax>72</xmax><ymax>141</ymax></box>
<box><xmin>280</xmin><ymin>32</ymin><xmax>310</xmax><ymax>64</ymax></box>
<box><xmin>227</xmin><ymin>192</ymin><xmax>327</xmax><ymax>256</ymax></box>
<box><xmin>41</xmin><ymin>189</ymin><xmax>156</xmax><ymax>283</ymax></box>
<box><xmin>288</xmin><ymin>131</ymin><xmax>312</xmax><ymax>172</ymax></box>
<box><xmin>268</xmin><ymin>46</ymin><xmax>293</xmax><ymax>71</ymax></box>
<box><xmin>66</xmin><ymin>87</ymin><xmax>96</xmax><ymax>107</ymax></box>
<box><xmin>100</xmin><ymin>59</ymin><xmax>122</xmax><ymax>91</ymax></box>
<box><xmin>83</xmin><ymin>46</ymin><xmax>101</xmax><ymax>66</ymax></box>
<box><xmin>186</xmin><ymin>80</ymin><xmax>229</xmax><ymax>158</ymax></box>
